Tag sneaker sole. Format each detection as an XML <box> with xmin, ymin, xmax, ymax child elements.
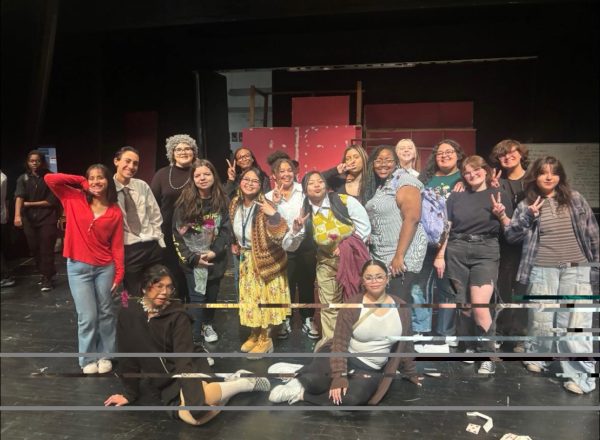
<box><xmin>204</xmin><ymin>336</ymin><xmax>219</xmax><ymax>343</ymax></box>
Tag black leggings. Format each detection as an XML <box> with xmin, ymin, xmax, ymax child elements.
<box><xmin>287</xmin><ymin>250</ymin><xmax>317</xmax><ymax>319</ymax></box>
<box><xmin>297</xmin><ymin>350</ymin><xmax>381</xmax><ymax>406</ymax></box>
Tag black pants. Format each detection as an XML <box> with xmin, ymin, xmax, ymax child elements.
<box><xmin>297</xmin><ymin>349</ymin><xmax>381</xmax><ymax>406</ymax></box>
<box><xmin>184</xmin><ymin>274</ymin><xmax>222</xmax><ymax>336</ymax></box>
<box><xmin>123</xmin><ymin>241</ymin><xmax>164</xmax><ymax>296</ymax></box>
<box><xmin>495</xmin><ymin>242</ymin><xmax>528</xmax><ymax>338</ymax></box>
<box><xmin>23</xmin><ymin>220</ymin><xmax>57</xmax><ymax>279</ymax></box>
<box><xmin>162</xmin><ymin>237</ymin><xmax>190</xmax><ymax>302</ymax></box>
<box><xmin>387</xmin><ymin>271</ymin><xmax>417</xmax><ymax>303</ymax></box>
<box><xmin>287</xmin><ymin>250</ymin><xmax>317</xmax><ymax>319</ymax></box>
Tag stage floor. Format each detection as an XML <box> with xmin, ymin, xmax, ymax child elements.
<box><xmin>1</xmin><ymin>257</ymin><xmax>598</xmax><ymax>440</ymax></box>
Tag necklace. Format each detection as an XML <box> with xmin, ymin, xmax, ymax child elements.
<box><xmin>139</xmin><ymin>297</ymin><xmax>163</xmax><ymax>321</ymax></box>
<box><xmin>168</xmin><ymin>166</ymin><xmax>190</xmax><ymax>190</ymax></box>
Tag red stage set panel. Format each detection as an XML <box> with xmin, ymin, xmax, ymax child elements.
<box><xmin>124</xmin><ymin>111</ymin><xmax>158</xmax><ymax>184</ymax></box>
<box><xmin>291</xmin><ymin>96</ymin><xmax>350</xmax><ymax>126</ymax></box>
<box><xmin>242</xmin><ymin>125</ymin><xmax>362</xmax><ymax>181</ymax></box>
<box><xmin>364</xmin><ymin>102</ymin><xmax>473</xmax><ymax>129</ymax></box>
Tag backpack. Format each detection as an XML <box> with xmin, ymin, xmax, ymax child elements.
<box><xmin>420</xmin><ymin>187</ymin><xmax>449</xmax><ymax>247</ymax></box>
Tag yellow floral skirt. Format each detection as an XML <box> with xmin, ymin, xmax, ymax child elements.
<box><xmin>239</xmin><ymin>250</ymin><xmax>290</xmax><ymax>328</ymax></box>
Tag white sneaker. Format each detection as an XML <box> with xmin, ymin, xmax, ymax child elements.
<box><xmin>447</xmin><ymin>337</ymin><xmax>459</xmax><ymax>348</ymax></box>
<box><xmin>225</xmin><ymin>369</ymin><xmax>271</xmax><ymax>392</ymax></box>
<box><xmin>82</xmin><ymin>362</ymin><xmax>98</xmax><ymax>374</ymax></box>
<box><xmin>462</xmin><ymin>348</ymin><xmax>475</xmax><ymax>364</ymax></box>
<box><xmin>414</xmin><ymin>344</ymin><xmax>450</xmax><ymax>353</ymax></box>
<box><xmin>203</xmin><ymin>324</ymin><xmax>219</xmax><ymax>343</ymax></box>
<box><xmin>268</xmin><ymin>362</ymin><xmax>304</xmax><ymax>382</ymax></box>
<box><xmin>302</xmin><ymin>318</ymin><xmax>320</xmax><ymax>339</ymax></box>
<box><xmin>478</xmin><ymin>360</ymin><xmax>496</xmax><ymax>375</ymax></box>
<box><xmin>277</xmin><ymin>318</ymin><xmax>291</xmax><ymax>339</ymax></box>
<box><xmin>98</xmin><ymin>359</ymin><xmax>112</xmax><ymax>374</ymax></box>
<box><xmin>269</xmin><ymin>378</ymin><xmax>304</xmax><ymax>404</ymax></box>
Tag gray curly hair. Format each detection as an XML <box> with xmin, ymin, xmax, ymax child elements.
<box><xmin>165</xmin><ymin>134</ymin><xmax>198</xmax><ymax>165</ymax></box>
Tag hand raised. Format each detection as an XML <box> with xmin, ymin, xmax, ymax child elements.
<box><xmin>292</xmin><ymin>212</ymin><xmax>310</xmax><ymax>234</ymax></box>
<box><xmin>336</xmin><ymin>163</ymin><xmax>348</xmax><ymax>174</ymax></box>
<box><xmin>226</xmin><ymin>159</ymin><xmax>237</xmax><ymax>181</ymax></box>
<box><xmin>528</xmin><ymin>196</ymin><xmax>544</xmax><ymax>217</ymax></box>
<box><xmin>271</xmin><ymin>183</ymin><xmax>284</xmax><ymax>205</ymax></box>
<box><xmin>490</xmin><ymin>192</ymin><xmax>506</xmax><ymax>219</ymax></box>
<box><xmin>255</xmin><ymin>200</ymin><xmax>276</xmax><ymax>217</ymax></box>
<box><xmin>490</xmin><ymin>169</ymin><xmax>502</xmax><ymax>188</ymax></box>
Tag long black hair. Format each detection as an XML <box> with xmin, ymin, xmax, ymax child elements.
<box><xmin>418</xmin><ymin>139</ymin><xmax>465</xmax><ymax>185</ymax></box>
<box><xmin>85</xmin><ymin>164</ymin><xmax>118</xmax><ymax>205</ymax></box>
<box><xmin>523</xmin><ymin>156</ymin><xmax>572</xmax><ymax>208</ymax></box>
<box><xmin>362</xmin><ymin>145</ymin><xmax>399</xmax><ymax>203</ymax></box>
<box><xmin>301</xmin><ymin>171</ymin><xmax>352</xmax><ymax>225</ymax></box>
<box><xmin>360</xmin><ymin>259</ymin><xmax>389</xmax><ymax>277</ymax></box>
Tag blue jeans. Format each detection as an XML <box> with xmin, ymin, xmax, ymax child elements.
<box><xmin>67</xmin><ymin>259</ymin><xmax>116</xmax><ymax>367</ymax></box>
<box><xmin>524</xmin><ymin>266</ymin><xmax>596</xmax><ymax>393</ymax></box>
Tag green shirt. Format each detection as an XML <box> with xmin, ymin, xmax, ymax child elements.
<box><xmin>425</xmin><ymin>171</ymin><xmax>461</xmax><ymax>199</ymax></box>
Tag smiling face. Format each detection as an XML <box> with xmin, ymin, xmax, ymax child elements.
<box><xmin>144</xmin><ymin>275</ymin><xmax>174</xmax><ymax>308</ymax></box>
<box><xmin>536</xmin><ymin>164</ymin><xmax>560</xmax><ymax>196</ymax></box>
<box><xmin>463</xmin><ymin>164</ymin><xmax>487</xmax><ymax>191</ymax></box>
<box><xmin>173</xmin><ymin>142</ymin><xmax>195</xmax><ymax>168</ymax></box>
<box><xmin>344</xmin><ymin>148</ymin><xmax>364</xmax><ymax>174</ymax></box>
<box><xmin>435</xmin><ymin>143</ymin><xmax>459</xmax><ymax>174</ymax></box>
<box><xmin>87</xmin><ymin>167</ymin><xmax>109</xmax><ymax>196</ymax></box>
<box><xmin>235</xmin><ymin>148</ymin><xmax>254</xmax><ymax>171</ymax></box>
<box><xmin>240</xmin><ymin>170</ymin><xmax>261</xmax><ymax>198</ymax></box>
<box><xmin>274</xmin><ymin>161</ymin><xmax>295</xmax><ymax>189</ymax></box>
<box><xmin>362</xmin><ymin>264</ymin><xmax>388</xmax><ymax>298</ymax></box>
<box><xmin>396</xmin><ymin>141</ymin><xmax>416</xmax><ymax>167</ymax></box>
<box><xmin>114</xmin><ymin>151</ymin><xmax>139</xmax><ymax>183</ymax></box>
<box><xmin>306</xmin><ymin>173</ymin><xmax>327</xmax><ymax>203</ymax></box>
<box><xmin>498</xmin><ymin>146</ymin><xmax>522</xmax><ymax>171</ymax></box>
<box><xmin>194</xmin><ymin>165</ymin><xmax>215</xmax><ymax>194</ymax></box>
<box><xmin>373</xmin><ymin>149</ymin><xmax>397</xmax><ymax>179</ymax></box>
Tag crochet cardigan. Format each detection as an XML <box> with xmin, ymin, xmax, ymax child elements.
<box><xmin>229</xmin><ymin>194</ymin><xmax>289</xmax><ymax>282</ymax></box>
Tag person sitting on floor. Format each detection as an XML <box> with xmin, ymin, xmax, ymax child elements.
<box><xmin>104</xmin><ymin>264</ymin><xmax>271</xmax><ymax>425</ymax></box>
<box><xmin>268</xmin><ymin>259</ymin><xmax>421</xmax><ymax>406</ymax></box>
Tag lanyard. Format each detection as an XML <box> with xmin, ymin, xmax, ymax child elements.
<box><xmin>241</xmin><ymin>204</ymin><xmax>255</xmax><ymax>247</ymax></box>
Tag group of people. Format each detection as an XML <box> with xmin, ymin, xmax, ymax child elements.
<box><xmin>2</xmin><ymin>134</ymin><xmax>597</xmax><ymax>425</ymax></box>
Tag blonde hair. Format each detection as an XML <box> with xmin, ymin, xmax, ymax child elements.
<box><xmin>395</xmin><ymin>139</ymin><xmax>420</xmax><ymax>172</ymax></box>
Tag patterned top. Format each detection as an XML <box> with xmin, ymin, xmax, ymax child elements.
<box><xmin>365</xmin><ymin>171</ymin><xmax>427</xmax><ymax>272</ymax></box>
<box><xmin>312</xmin><ymin>194</ymin><xmax>355</xmax><ymax>250</ymax></box>
<box><xmin>505</xmin><ymin>191</ymin><xmax>599</xmax><ymax>285</ymax></box>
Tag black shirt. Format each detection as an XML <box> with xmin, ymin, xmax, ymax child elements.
<box><xmin>14</xmin><ymin>170</ymin><xmax>59</xmax><ymax>226</ymax></box>
<box><xmin>446</xmin><ymin>187</ymin><xmax>513</xmax><ymax>236</ymax></box>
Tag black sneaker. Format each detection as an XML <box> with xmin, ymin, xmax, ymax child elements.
<box><xmin>478</xmin><ymin>360</ymin><xmax>496</xmax><ymax>375</ymax></box>
<box><xmin>40</xmin><ymin>278</ymin><xmax>53</xmax><ymax>292</ymax></box>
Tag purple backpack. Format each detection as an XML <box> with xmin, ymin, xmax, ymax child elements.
<box><xmin>421</xmin><ymin>187</ymin><xmax>449</xmax><ymax>247</ymax></box>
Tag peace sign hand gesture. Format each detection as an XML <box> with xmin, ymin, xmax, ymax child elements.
<box><xmin>292</xmin><ymin>212</ymin><xmax>310</xmax><ymax>234</ymax></box>
<box><xmin>272</xmin><ymin>183</ymin><xmax>284</xmax><ymax>205</ymax></box>
<box><xmin>490</xmin><ymin>192</ymin><xmax>507</xmax><ymax>219</ymax></box>
<box><xmin>226</xmin><ymin>159</ymin><xmax>237</xmax><ymax>182</ymax></box>
<box><xmin>255</xmin><ymin>200</ymin><xmax>277</xmax><ymax>217</ymax></box>
<box><xmin>490</xmin><ymin>169</ymin><xmax>502</xmax><ymax>188</ymax></box>
<box><xmin>528</xmin><ymin>196</ymin><xmax>544</xmax><ymax>217</ymax></box>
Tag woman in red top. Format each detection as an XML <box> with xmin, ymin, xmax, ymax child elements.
<box><xmin>45</xmin><ymin>164</ymin><xmax>124</xmax><ymax>374</ymax></box>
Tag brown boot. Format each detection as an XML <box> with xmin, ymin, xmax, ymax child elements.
<box><xmin>241</xmin><ymin>328</ymin><xmax>260</xmax><ymax>352</ymax></box>
<box><xmin>248</xmin><ymin>329</ymin><xmax>274</xmax><ymax>358</ymax></box>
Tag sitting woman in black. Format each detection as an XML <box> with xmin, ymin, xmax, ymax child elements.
<box><xmin>104</xmin><ymin>264</ymin><xmax>270</xmax><ymax>425</ymax></box>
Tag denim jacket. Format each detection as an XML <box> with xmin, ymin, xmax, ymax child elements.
<box><xmin>504</xmin><ymin>191</ymin><xmax>599</xmax><ymax>287</ymax></box>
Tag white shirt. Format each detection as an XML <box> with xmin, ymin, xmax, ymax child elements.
<box><xmin>265</xmin><ymin>182</ymin><xmax>304</xmax><ymax>229</ymax></box>
<box><xmin>113</xmin><ymin>176</ymin><xmax>165</xmax><ymax>247</ymax></box>
<box><xmin>282</xmin><ymin>193</ymin><xmax>371</xmax><ymax>252</ymax></box>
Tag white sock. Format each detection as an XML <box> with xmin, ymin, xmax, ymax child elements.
<box><xmin>217</xmin><ymin>378</ymin><xmax>254</xmax><ymax>401</ymax></box>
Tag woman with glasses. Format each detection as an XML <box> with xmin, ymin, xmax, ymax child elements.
<box><xmin>416</xmin><ymin>139</ymin><xmax>466</xmax><ymax>347</ymax></box>
<box><xmin>489</xmin><ymin>139</ymin><xmax>529</xmax><ymax>353</ymax></box>
<box><xmin>268</xmin><ymin>260</ymin><xmax>420</xmax><ymax>406</ymax></box>
<box><xmin>105</xmin><ymin>264</ymin><xmax>271</xmax><ymax>425</ymax></box>
<box><xmin>224</xmin><ymin>147</ymin><xmax>271</xmax><ymax>199</ymax></box>
<box><xmin>45</xmin><ymin>164</ymin><xmax>124</xmax><ymax>374</ymax></box>
<box><xmin>230</xmin><ymin>167</ymin><xmax>290</xmax><ymax>355</ymax></box>
<box><xmin>151</xmin><ymin>135</ymin><xmax>198</xmax><ymax>301</ymax></box>
<box><xmin>395</xmin><ymin>139</ymin><xmax>421</xmax><ymax>177</ymax></box>
<box><xmin>14</xmin><ymin>150</ymin><xmax>60</xmax><ymax>291</ymax></box>
<box><xmin>322</xmin><ymin>145</ymin><xmax>369</xmax><ymax>204</ymax></box>
<box><xmin>283</xmin><ymin>171</ymin><xmax>371</xmax><ymax>349</ymax></box>
<box><xmin>363</xmin><ymin>146</ymin><xmax>427</xmax><ymax>305</ymax></box>
<box><xmin>505</xmin><ymin>156</ymin><xmax>598</xmax><ymax>395</ymax></box>
<box><xmin>173</xmin><ymin>159</ymin><xmax>231</xmax><ymax>344</ymax></box>
<box><xmin>434</xmin><ymin>155</ymin><xmax>513</xmax><ymax>375</ymax></box>
<box><xmin>265</xmin><ymin>157</ymin><xmax>318</xmax><ymax>340</ymax></box>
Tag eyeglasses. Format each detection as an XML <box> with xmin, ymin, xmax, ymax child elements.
<box><xmin>241</xmin><ymin>178</ymin><xmax>260</xmax><ymax>185</ymax></box>
<box><xmin>363</xmin><ymin>274</ymin><xmax>387</xmax><ymax>282</ymax></box>
<box><xmin>236</xmin><ymin>153</ymin><xmax>252</xmax><ymax>161</ymax></box>
<box><xmin>174</xmin><ymin>147</ymin><xmax>193</xmax><ymax>154</ymax></box>
<box><xmin>373</xmin><ymin>159</ymin><xmax>396</xmax><ymax>166</ymax></box>
<box><xmin>436</xmin><ymin>150</ymin><xmax>456</xmax><ymax>158</ymax></box>
<box><xmin>151</xmin><ymin>283</ymin><xmax>175</xmax><ymax>294</ymax></box>
<box><xmin>463</xmin><ymin>167</ymin><xmax>483</xmax><ymax>178</ymax></box>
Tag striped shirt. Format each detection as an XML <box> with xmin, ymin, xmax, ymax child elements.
<box><xmin>534</xmin><ymin>198</ymin><xmax>587</xmax><ymax>266</ymax></box>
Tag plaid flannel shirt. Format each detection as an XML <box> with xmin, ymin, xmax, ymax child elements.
<box><xmin>504</xmin><ymin>191</ymin><xmax>599</xmax><ymax>288</ymax></box>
